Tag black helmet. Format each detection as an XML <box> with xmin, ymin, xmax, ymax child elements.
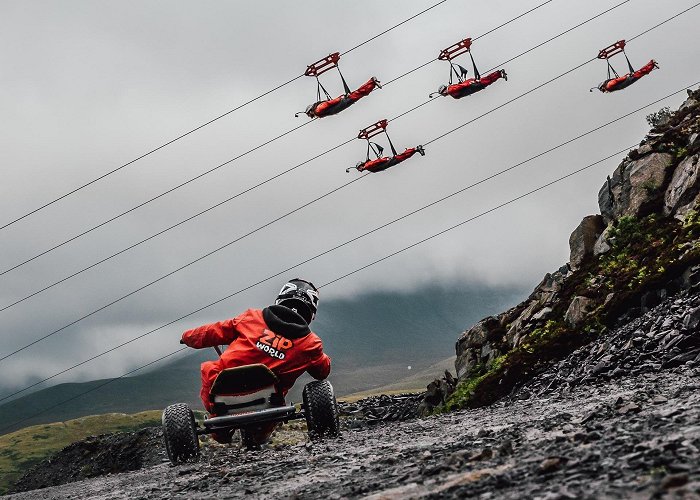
<box><xmin>275</xmin><ymin>278</ymin><xmax>319</xmax><ymax>323</ymax></box>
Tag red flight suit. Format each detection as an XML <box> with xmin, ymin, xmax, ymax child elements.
<box><xmin>599</xmin><ymin>60</ymin><xmax>657</xmax><ymax>93</ymax></box>
<box><xmin>357</xmin><ymin>147</ymin><xmax>420</xmax><ymax>173</ymax></box>
<box><xmin>308</xmin><ymin>77</ymin><xmax>379</xmax><ymax>118</ymax></box>
<box><xmin>181</xmin><ymin>305</ymin><xmax>331</xmax><ymax>415</ymax></box>
<box><xmin>443</xmin><ymin>70</ymin><xmax>504</xmax><ymax>99</ymax></box>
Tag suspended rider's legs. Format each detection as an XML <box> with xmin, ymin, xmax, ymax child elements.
<box><xmin>347</xmin><ymin>77</ymin><xmax>381</xmax><ymax>101</ymax></box>
<box><xmin>479</xmin><ymin>69</ymin><xmax>506</xmax><ymax>86</ymax></box>
<box><xmin>632</xmin><ymin>59</ymin><xmax>658</xmax><ymax>79</ymax></box>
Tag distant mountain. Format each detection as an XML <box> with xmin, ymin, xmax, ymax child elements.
<box><xmin>0</xmin><ymin>283</ymin><xmax>523</xmax><ymax>435</ymax></box>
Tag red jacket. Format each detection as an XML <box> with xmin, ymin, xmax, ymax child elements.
<box><xmin>181</xmin><ymin>305</ymin><xmax>331</xmax><ymax>411</ymax></box>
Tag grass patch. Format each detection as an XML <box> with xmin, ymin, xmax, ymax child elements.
<box><xmin>0</xmin><ymin>410</ymin><xmax>162</xmax><ymax>494</ymax></box>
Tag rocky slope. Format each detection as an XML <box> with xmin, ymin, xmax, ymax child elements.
<box><xmin>434</xmin><ymin>87</ymin><xmax>700</xmax><ymax>412</ymax></box>
<box><xmin>4</xmin><ymin>290</ymin><xmax>700</xmax><ymax>499</ymax></box>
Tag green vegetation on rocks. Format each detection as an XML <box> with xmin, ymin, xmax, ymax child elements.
<box><xmin>439</xmin><ymin>90</ymin><xmax>700</xmax><ymax>414</ymax></box>
<box><xmin>441</xmin><ymin>211</ymin><xmax>700</xmax><ymax>413</ymax></box>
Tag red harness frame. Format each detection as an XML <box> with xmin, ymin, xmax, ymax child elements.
<box><xmin>438</xmin><ymin>38</ymin><xmax>472</xmax><ymax>61</ymax></box>
<box><xmin>598</xmin><ymin>40</ymin><xmax>626</xmax><ymax>60</ymax></box>
<box><xmin>357</xmin><ymin>119</ymin><xmax>389</xmax><ymax>140</ymax></box>
<box><xmin>304</xmin><ymin>52</ymin><xmax>341</xmax><ymax>77</ymax></box>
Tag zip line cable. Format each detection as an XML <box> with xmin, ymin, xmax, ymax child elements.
<box><xmin>2</xmin><ymin>77</ymin><xmax>694</xmax><ymax>402</ymax></box>
<box><xmin>0</xmin><ymin>143</ymin><xmax>632</xmax><ymax>431</ymax></box>
<box><xmin>2</xmin><ymin>72</ymin><xmax>689</xmax><ymax>317</ymax></box>
<box><xmin>0</xmin><ymin>5</ymin><xmax>688</xmax><ymax>380</ymax></box>
<box><xmin>0</xmin><ymin>140</ymin><xmax>357</xmax><ymax>307</ymax></box>
<box><xmin>384</xmin><ymin>0</ymin><xmax>635</xmax><ymax>121</ymax></box>
<box><xmin>424</xmin><ymin>3</ymin><xmax>700</xmax><ymax>145</ymax></box>
<box><xmin>0</xmin><ymin>348</ymin><xmax>188</xmax><ymax>435</ymax></box>
<box><xmin>2</xmin><ymin>1</ymin><xmax>698</xmax><ymax>432</ymax></box>
<box><xmin>0</xmin><ymin>0</ymin><xmax>453</xmax><ymax>232</ymax></box>
<box><xmin>0</xmin><ymin>1</ymin><xmax>694</xmax><ymax>409</ymax></box>
<box><xmin>339</xmin><ymin>0</ymin><xmax>450</xmax><ymax>56</ymax></box>
<box><xmin>0</xmin><ymin>0</ymin><xmax>622</xmax><ymax>278</ymax></box>
<box><xmin>317</xmin><ymin>147</ymin><xmax>635</xmax><ymax>288</ymax></box>
<box><xmin>382</xmin><ymin>0</ymin><xmax>560</xmax><ymax>85</ymax></box>
<box><xmin>0</xmin><ymin>2</ymin><xmax>641</xmax><ymax>339</ymax></box>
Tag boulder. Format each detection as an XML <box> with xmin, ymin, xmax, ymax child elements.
<box><xmin>455</xmin><ymin>317</ymin><xmax>504</xmax><ymax>379</ymax></box>
<box><xmin>569</xmin><ymin>215</ymin><xmax>605</xmax><ymax>269</ymax></box>
<box><xmin>637</xmin><ymin>143</ymin><xmax>654</xmax><ymax>156</ymax></box>
<box><xmin>564</xmin><ymin>296</ymin><xmax>594</xmax><ymax>327</ymax></box>
<box><xmin>598</xmin><ymin>167</ymin><xmax>624</xmax><ymax>224</ymax></box>
<box><xmin>679</xmin><ymin>90</ymin><xmax>699</xmax><ymax>112</ymax></box>
<box><xmin>664</xmin><ymin>154</ymin><xmax>700</xmax><ymax>216</ymax></box>
<box><xmin>529</xmin><ymin>270</ymin><xmax>568</xmax><ymax>305</ymax></box>
<box><xmin>598</xmin><ymin>153</ymin><xmax>674</xmax><ymax>223</ymax></box>
<box><xmin>417</xmin><ymin>370</ymin><xmax>458</xmax><ymax>416</ymax></box>
<box><xmin>623</xmin><ymin>153</ymin><xmax>674</xmax><ymax>217</ymax></box>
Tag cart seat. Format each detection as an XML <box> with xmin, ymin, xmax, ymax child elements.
<box><xmin>209</xmin><ymin>364</ymin><xmax>282</xmax><ymax>414</ymax></box>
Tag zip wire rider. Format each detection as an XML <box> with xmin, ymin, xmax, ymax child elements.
<box><xmin>295</xmin><ymin>52</ymin><xmax>381</xmax><ymax>118</ymax></box>
<box><xmin>180</xmin><ymin>279</ymin><xmax>330</xmax><ymax>445</ymax></box>
<box><xmin>349</xmin><ymin>146</ymin><xmax>425</xmax><ymax>173</ymax></box>
<box><xmin>347</xmin><ymin>119</ymin><xmax>425</xmax><ymax>173</ymax></box>
<box><xmin>591</xmin><ymin>40</ymin><xmax>659</xmax><ymax>93</ymax></box>
<box><xmin>430</xmin><ymin>37</ymin><xmax>507</xmax><ymax>100</ymax></box>
<box><xmin>432</xmin><ymin>69</ymin><xmax>507</xmax><ymax>99</ymax></box>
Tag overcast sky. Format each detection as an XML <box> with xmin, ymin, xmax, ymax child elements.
<box><xmin>0</xmin><ymin>0</ymin><xmax>698</xmax><ymax>395</ymax></box>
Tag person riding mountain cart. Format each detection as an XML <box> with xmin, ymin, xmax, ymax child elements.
<box><xmin>162</xmin><ymin>279</ymin><xmax>339</xmax><ymax>464</ymax></box>
<box><xmin>592</xmin><ymin>40</ymin><xmax>659</xmax><ymax>93</ymax></box>
<box><xmin>296</xmin><ymin>52</ymin><xmax>381</xmax><ymax>118</ymax></box>
<box><xmin>430</xmin><ymin>37</ymin><xmax>507</xmax><ymax>100</ymax></box>
<box><xmin>346</xmin><ymin>119</ymin><xmax>425</xmax><ymax>173</ymax></box>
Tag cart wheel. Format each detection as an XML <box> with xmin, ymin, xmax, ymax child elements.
<box><xmin>303</xmin><ymin>380</ymin><xmax>340</xmax><ymax>440</ymax></box>
<box><xmin>162</xmin><ymin>403</ymin><xmax>200</xmax><ymax>464</ymax></box>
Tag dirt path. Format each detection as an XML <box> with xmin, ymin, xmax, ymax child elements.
<box><xmin>6</xmin><ymin>292</ymin><xmax>700</xmax><ymax>499</ymax></box>
<box><xmin>5</xmin><ymin>364</ymin><xmax>699</xmax><ymax>499</ymax></box>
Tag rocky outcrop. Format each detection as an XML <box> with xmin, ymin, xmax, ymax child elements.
<box><xmin>564</xmin><ymin>296</ymin><xmax>594</xmax><ymax>326</ymax></box>
<box><xmin>452</xmin><ymin>87</ymin><xmax>700</xmax><ymax>400</ymax></box>
<box><xmin>417</xmin><ymin>371</ymin><xmax>457</xmax><ymax>416</ymax></box>
<box><xmin>455</xmin><ymin>266</ymin><xmax>569</xmax><ymax>379</ymax></box>
<box><xmin>599</xmin><ymin>153</ymin><xmax>674</xmax><ymax>224</ymax></box>
<box><xmin>455</xmin><ymin>317</ymin><xmax>505</xmax><ymax>378</ymax></box>
<box><xmin>569</xmin><ymin>215</ymin><xmax>604</xmax><ymax>269</ymax></box>
<box><xmin>665</xmin><ymin>154</ymin><xmax>700</xmax><ymax>217</ymax></box>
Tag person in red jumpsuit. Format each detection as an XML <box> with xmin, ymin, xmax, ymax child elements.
<box><xmin>347</xmin><ymin>145</ymin><xmax>425</xmax><ymax>173</ymax></box>
<box><xmin>301</xmin><ymin>77</ymin><xmax>381</xmax><ymax>118</ymax></box>
<box><xmin>595</xmin><ymin>60</ymin><xmax>658</xmax><ymax>93</ymax></box>
<box><xmin>434</xmin><ymin>69</ymin><xmax>507</xmax><ymax>99</ymax></box>
<box><xmin>180</xmin><ymin>278</ymin><xmax>330</xmax><ymax>445</ymax></box>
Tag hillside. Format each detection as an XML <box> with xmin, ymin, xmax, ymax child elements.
<box><xmin>0</xmin><ymin>411</ymin><xmax>162</xmax><ymax>495</ymax></box>
<box><xmin>429</xmin><ymin>87</ymin><xmax>700</xmax><ymax>412</ymax></box>
<box><xmin>6</xmin><ymin>289</ymin><xmax>700</xmax><ymax>498</ymax></box>
<box><xmin>0</xmin><ymin>284</ymin><xmax>521</xmax><ymax>435</ymax></box>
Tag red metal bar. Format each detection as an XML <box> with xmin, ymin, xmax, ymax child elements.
<box><xmin>304</xmin><ymin>52</ymin><xmax>341</xmax><ymax>77</ymax></box>
<box><xmin>597</xmin><ymin>40</ymin><xmax>626</xmax><ymax>60</ymax></box>
<box><xmin>438</xmin><ymin>38</ymin><xmax>472</xmax><ymax>61</ymax></box>
<box><xmin>358</xmin><ymin>119</ymin><xmax>389</xmax><ymax>140</ymax></box>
